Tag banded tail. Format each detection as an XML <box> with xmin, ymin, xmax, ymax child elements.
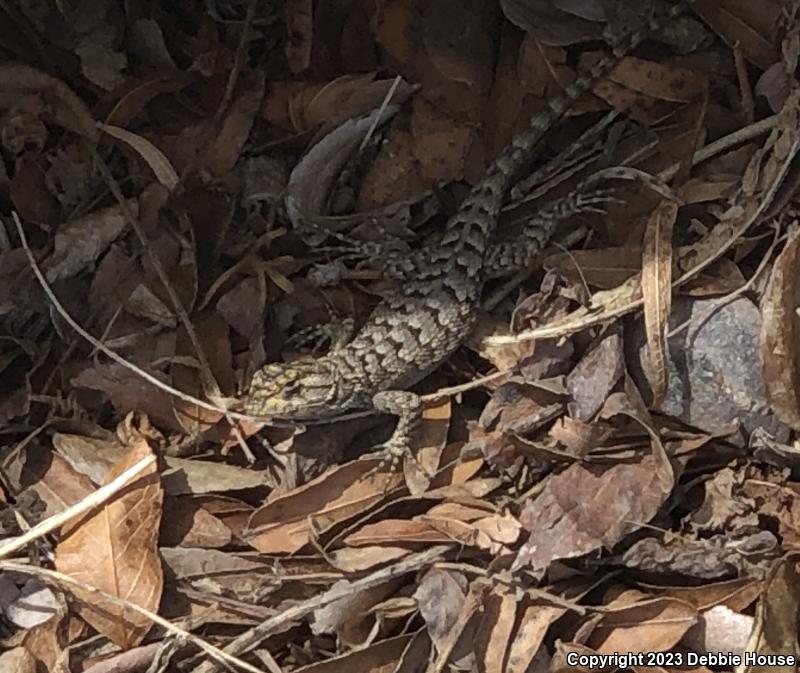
<box><xmin>442</xmin><ymin>0</ymin><xmax>689</xmax><ymax>254</ymax></box>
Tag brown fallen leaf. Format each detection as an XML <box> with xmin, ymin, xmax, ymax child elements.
<box><xmin>54</xmin><ymin>439</ymin><xmax>163</xmax><ymax>649</ymax></box>
<box><xmin>588</xmin><ymin>592</ymin><xmax>697</xmax><ymax>655</ymax></box>
<box><xmin>515</xmin><ymin>450</ymin><xmax>672</xmax><ymax>573</ymax></box>
<box><xmin>313</xmin><ymin>577</ymin><xmax>405</xmax><ymax>646</ymax></box>
<box><xmin>643</xmin><ymin>577</ymin><xmax>761</xmax><ymax>613</ymax></box>
<box><xmin>406</xmin><ymin>395</ymin><xmax>451</xmax><ymax>495</ymax></box>
<box><xmin>44</xmin><ymin>200</ymin><xmax>138</xmax><ymax>283</ymax></box>
<box><xmin>203</xmin><ymin>70</ymin><xmax>265</xmax><ymax>177</ymax></box>
<box><xmin>480</xmin><ymin>584</ymin><xmax>518</xmax><ymax>673</ymax></box>
<box><xmin>566</xmin><ymin>327</ymin><xmax>624</xmax><ymax>422</ymax></box>
<box><xmin>411</xmin><ymin>96</ymin><xmax>474</xmax><ymax>183</ymax></box>
<box><xmin>505</xmin><ymin>590</ymin><xmax>586</xmax><ymax>673</ymax></box>
<box><xmin>0</xmin><ymin>647</ymin><xmax>36</xmax><ymax>673</ymax></box>
<box><xmin>245</xmin><ymin>460</ymin><xmax>405</xmax><ymax>553</ymax></box>
<box><xmin>604</xmin><ymin>56</ymin><xmax>706</xmax><ymax>104</ymax></box>
<box><xmin>414</xmin><ymin>568</ymin><xmax>469</xmax><ymax>656</ymax></box>
<box><xmin>158</xmin><ymin>495</ymin><xmax>232</xmax><ymax>548</ymax></box>
<box><xmin>543</xmin><ymin>247</ymin><xmax>641</xmax><ymax>290</ymax></box>
<box><xmin>71</xmin><ymin>364</ymin><xmax>182</xmax><ymax>432</ymax></box>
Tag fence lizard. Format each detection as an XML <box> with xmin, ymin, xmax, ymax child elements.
<box><xmin>243</xmin><ymin>3</ymin><xmax>688</xmax><ymax>466</ymax></box>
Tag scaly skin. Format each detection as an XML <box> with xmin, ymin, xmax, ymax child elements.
<box><xmin>244</xmin><ymin>3</ymin><xmax>688</xmax><ymax>461</ymax></box>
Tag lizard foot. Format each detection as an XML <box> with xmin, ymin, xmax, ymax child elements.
<box><xmin>362</xmin><ymin>390</ymin><xmax>431</xmax><ymax>478</ymax></box>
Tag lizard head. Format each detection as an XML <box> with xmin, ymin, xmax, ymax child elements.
<box><xmin>242</xmin><ymin>356</ymin><xmax>341</xmax><ymax>419</ymax></box>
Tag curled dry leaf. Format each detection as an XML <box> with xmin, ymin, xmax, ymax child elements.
<box><xmin>286</xmin><ymin>105</ymin><xmax>403</xmax><ymax>228</ymax></box>
<box><xmin>54</xmin><ymin>439</ymin><xmax>163</xmax><ymax>649</ymax></box>
<box><xmin>760</xmin><ymin>230</ymin><xmax>800</xmax><ymax>429</ymax></box>
<box><xmin>641</xmin><ymin>199</ymin><xmax>677</xmax><ymax>408</ymax></box>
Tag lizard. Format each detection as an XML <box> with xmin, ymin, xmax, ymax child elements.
<box><xmin>243</xmin><ymin>2</ymin><xmax>689</xmax><ymax>465</ymax></box>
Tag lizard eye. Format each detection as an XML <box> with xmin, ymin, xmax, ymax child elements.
<box><xmin>283</xmin><ymin>381</ymin><xmax>302</xmax><ymax>397</ymax></box>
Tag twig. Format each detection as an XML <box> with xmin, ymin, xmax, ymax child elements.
<box><xmin>657</xmin><ymin>114</ymin><xmax>777</xmax><ymax>183</ymax></box>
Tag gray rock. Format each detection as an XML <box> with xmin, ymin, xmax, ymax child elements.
<box><xmin>626</xmin><ymin>296</ymin><xmax>789</xmax><ymax>444</ymax></box>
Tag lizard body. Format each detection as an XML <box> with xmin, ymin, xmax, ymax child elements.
<box><xmin>244</xmin><ymin>3</ymin><xmax>687</xmax><ymax>459</ymax></box>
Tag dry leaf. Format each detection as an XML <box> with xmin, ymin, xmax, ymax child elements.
<box><xmin>44</xmin><ymin>200</ymin><xmax>137</xmax><ymax>283</ymax></box>
<box><xmin>760</xmin><ymin>230</ymin><xmax>800</xmax><ymax>429</ymax></box>
<box><xmin>54</xmin><ymin>439</ymin><xmax>163</xmax><ymax>649</ymax></box>
<box><xmin>245</xmin><ymin>460</ymin><xmax>404</xmax><ymax>553</ymax></box>
<box><xmin>588</xmin><ymin>594</ymin><xmax>697</xmax><ymax>654</ymax></box>
<box><xmin>98</xmin><ymin>123</ymin><xmax>178</xmax><ymax>190</ymax></box>
<box><xmin>739</xmin><ymin>554</ymin><xmax>800</xmax><ymax>672</ymax></box>
<box><xmin>515</xmin><ymin>452</ymin><xmax>672</xmax><ymax>573</ymax></box>
<box><xmin>0</xmin><ymin>648</ymin><xmax>37</xmax><ymax>673</ymax></box>
<box><xmin>641</xmin><ymin>199</ymin><xmax>677</xmax><ymax>408</ymax></box>
<box><xmin>691</xmin><ymin>0</ymin><xmax>781</xmax><ymax>69</ymax></box>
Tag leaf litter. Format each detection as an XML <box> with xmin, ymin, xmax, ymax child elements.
<box><xmin>1</xmin><ymin>1</ymin><xmax>800</xmax><ymax>672</ymax></box>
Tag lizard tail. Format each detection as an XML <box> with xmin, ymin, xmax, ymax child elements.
<box><xmin>486</xmin><ymin>0</ymin><xmax>690</xmax><ymax>198</ymax></box>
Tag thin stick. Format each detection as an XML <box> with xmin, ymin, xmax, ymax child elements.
<box><xmin>0</xmin><ymin>454</ymin><xmax>155</xmax><ymax>559</ymax></box>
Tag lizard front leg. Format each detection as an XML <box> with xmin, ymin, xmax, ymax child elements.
<box><xmin>371</xmin><ymin>389</ymin><xmax>423</xmax><ymax>469</ymax></box>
